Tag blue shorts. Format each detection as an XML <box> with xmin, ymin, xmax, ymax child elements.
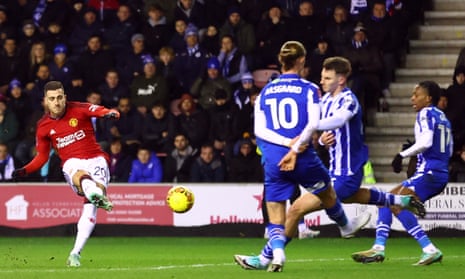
<box><xmin>264</xmin><ymin>156</ymin><xmax>331</xmax><ymax>202</ymax></box>
<box><xmin>402</xmin><ymin>170</ymin><xmax>448</xmax><ymax>202</ymax></box>
<box><xmin>332</xmin><ymin>167</ymin><xmax>363</xmax><ymax>201</ymax></box>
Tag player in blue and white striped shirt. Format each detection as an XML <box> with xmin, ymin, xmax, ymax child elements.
<box><xmin>234</xmin><ymin>42</ymin><xmax>368</xmax><ymax>273</ymax></box>
<box><xmin>352</xmin><ymin>81</ymin><xmax>452</xmax><ymax>266</ymax></box>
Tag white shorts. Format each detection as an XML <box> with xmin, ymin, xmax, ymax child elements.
<box><xmin>62</xmin><ymin>156</ymin><xmax>110</xmax><ymax>195</ymax></box>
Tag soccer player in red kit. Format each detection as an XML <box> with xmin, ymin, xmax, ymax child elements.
<box><xmin>13</xmin><ymin>81</ymin><xmax>120</xmax><ymax>267</ymax></box>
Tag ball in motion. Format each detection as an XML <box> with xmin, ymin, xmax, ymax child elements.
<box><xmin>166</xmin><ymin>186</ymin><xmax>195</xmax><ymax>213</ymax></box>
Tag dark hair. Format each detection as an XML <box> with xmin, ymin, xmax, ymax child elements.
<box><xmin>322</xmin><ymin>56</ymin><xmax>352</xmax><ymax>77</ymax></box>
<box><xmin>418</xmin><ymin>80</ymin><xmax>441</xmax><ymax>106</ymax></box>
<box><xmin>44</xmin><ymin>81</ymin><xmax>64</xmax><ymax>95</ymax></box>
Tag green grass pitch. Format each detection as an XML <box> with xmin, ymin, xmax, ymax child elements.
<box><xmin>0</xmin><ymin>237</ymin><xmax>463</xmax><ymax>279</ymax></box>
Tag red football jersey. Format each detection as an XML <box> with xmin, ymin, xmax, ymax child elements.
<box><xmin>24</xmin><ymin>102</ymin><xmax>112</xmax><ymax>174</ymax></box>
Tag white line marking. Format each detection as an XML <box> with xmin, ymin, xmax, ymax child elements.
<box><xmin>0</xmin><ymin>255</ymin><xmax>463</xmax><ymax>273</ymax></box>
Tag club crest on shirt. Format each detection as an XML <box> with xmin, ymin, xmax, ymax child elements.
<box><xmin>69</xmin><ymin>118</ymin><xmax>78</xmax><ymax>127</ymax></box>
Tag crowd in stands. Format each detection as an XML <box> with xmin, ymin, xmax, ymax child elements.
<box><xmin>0</xmin><ymin>0</ymin><xmax>437</xmax><ymax>183</ymax></box>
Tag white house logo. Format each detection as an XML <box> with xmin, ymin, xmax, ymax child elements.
<box><xmin>5</xmin><ymin>195</ymin><xmax>29</xmax><ymax>221</ymax></box>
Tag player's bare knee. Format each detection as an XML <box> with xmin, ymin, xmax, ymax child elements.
<box><xmin>72</xmin><ymin>170</ymin><xmax>92</xmax><ymax>186</ymax></box>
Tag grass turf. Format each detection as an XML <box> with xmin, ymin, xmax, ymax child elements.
<box><xmin>0</xmin><ymin>237</ymin><xmax>463</xmax><ymax>279</ymax></box>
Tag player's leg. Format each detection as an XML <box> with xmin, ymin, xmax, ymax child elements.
<box><xmin>327</xmin><ymin>172</ymin><xmax>371</xmax><ymax>238</ymax></box>
<box><xmin>393</xmin><ymin>175</ymin><xmax>446</xmax><ymax>265</ymax></box>
<box><xmin>351</xmin><ymin>206</ymin><xmax>391</xmax><ymax>263</ymax></box>
<box><xmin>290</xmin><ymin>186</ymin><xmax>320</xmax><ymax>239</ymax></box>
<box><xmin>67</xmin><ymin>200</ymin><xmax>98</xmax><ymax>267</ymax></box>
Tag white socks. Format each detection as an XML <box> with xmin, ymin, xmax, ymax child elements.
<box><xmin>70</xmin><ymin>203</ymin><xmax>97</xmax><ymax>255</ymax></box>
<box><xmin>81</xmin><ymin>178</ymin><xmax>103</xmax><ymax>201</ymax></box>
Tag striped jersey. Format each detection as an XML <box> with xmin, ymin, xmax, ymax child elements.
<box><xmin>320</xmin><ymin>87</ymin><xmax>368</xmax><ymax>176</ymax></box>
<box><xmin>415</xmin><ymin>106</ymin><xmax>453</xmax><ymax>173</ymax></box>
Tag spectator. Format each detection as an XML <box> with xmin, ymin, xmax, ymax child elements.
<box><xmin>341</xmin><ymin>23</ymin><xmax>383</xmax><ymax>126</ymax></box>
<box><xmin>116</xmin><ymin>33</ymin><xmax>151</xmax><ymax>85</ymax></box>
<box><xmin>174</xmin><ymin>93</ymin><xmax>209</xmax><ymax>149</ymax></box>
<box><xmin>68</xmin><ymin>7</ymin><xmax>103</xmax><ymax>59</ymax></box>
<box><xmin>106</xmin><ymin>97</ymin><xmax>142</xmax><ymax>156</ymax></box>
<box><xmin>141</xmin><ymin>102</ymin><xmax>176</xmax><ymax>153</ymax></box>
<box><xmin>97</xmin><ymin>69</ymin><xmax>130</xmax><ymax>109</ymax></box>
<box><xmin>362</xmin><ymin>1</ymin><xmax>401</xmax><ymax>97</ymax></box>
<box><xmin>290</xmin><ymin>0</ymin><xmax>325</xmax><ymax>53</ymax></box>
<box><xmin>0</xmin><ymin>5</ymin><xmax>16</xmax><ymax>41</ymax></box>
<box><xmin>24</xmin><ymin>41</ymin><xmax>51</xmax><ymax>87</ymax></box>
<box><xmin>0</xmin><ymin>143</ymin><xmax>15</xmax><ymax>182</ymax></box>
<box><xmin>103</xmin><ymin>4</ymin><xmax>139</xmax><ymax>57</ymax></box>
<box><xmin>48</xmin><ymin>44</ymin><xmax>74</xmax><ymax>93</ymax></box>
<box><xmin>255</xmin><ymin>4</ymin><xmax>290</xmax><ymax>69</ymax></box>
<box><xmin>0</xmin><ymin>94</ymin><xmax>19</xmax><ymax>153</ymax></box>
<box><xmin>130</xmin><ymin>54</ymin><xmax>169</xmax><ymax>115</ymax></box>
<box><xmin>6</xmin><ymin>79</ymin><xmax>33</xmax><ymax>139</ymax></box>
<box><xmin>233</xmin><ymin>85</ymin><xmax>260</xmax><ymax>146</ymax></box>
<box><xmin>72</xmin><ymin>34</ymin><xmax>115</xmax><ymax>93</ymax></box>
<box><xmin>218</xmin><ymin>6</ymin><xmax>255</xmax><ymax>69</ymax></box>
<box><xmin>308</xmin><ymin>36</ymin><xmax>334</xmax><ymax>85</ymax></box>
<box><xmin>26</xmin><ymin>64</ymin><xmax>53</xmax><ymax>111</ymax></box>
<box><xmin>217</xmin><ymin>34</ymin><xmax>249</xmax><ymax>89</ymax></box>
<box><xmin>163</xmin><ymin>133</ymin><xmax>198</xmax><ymax>183</ymax></box>
<box><xmin>325</xmin><ymin>5</ymin><xmax>354</xmax><ymax>56</ymax></box>
<box><xmin>228</xmin><ymin>138</ymin><xmax>263</xmax><ymax>182</ymax></box>
<box><xmin>190</xmin><ymin>143</ymin><xmax>225</xmax><ymax>182</ymax></box>
<box><xmin>108</xmin><ymin>138</ymin><xmax>134</xmax><ymax>182</ymax></box>
<box><xmin>0</xmin><ymin>38</ymin><xmax>26</xmax><ymax>94</ymax></box>
<box><xmin>169</xmin><ymin>19</ymin><xmax>188</xmax><ymax>54</ymax></box>
<box><xmin>445</xmin><ymin>66</ymin><xmax>465</xmax><ymax>152</ymax></box>
<box><xmin>190</xmin><ymin>56</ymin><xmax>232</xmax><ymax>110</ymax></box>
<box><xmin>42</xmin><ymin>21</ymin><xmax>68</xmax><ymax>56</ymax></box>
<box><xmin>128</xmin><ymin>145</ymin><xmax>163</xmax><ymax>183</ymax></box>
<box><xmin>208</xmin><ymin>88</ymin><xmax>237</xmax><ymax>165</ymax></box>
<box><xmin>201</xmin><ymin>25</ymin><xmax>220</xmax><ymax>56</ymax></box>
<box><xmin>140</xmin><ymin>3</ymin><xmax>171</xmax><ymax>56</ymax></box>
<box><xmin>17</xmin><ymin>19</ymin><xmax>41</xmax><ymax>62</ymax></box>
<box><xmin>232</xmin><ymin>72</ymin><xmax>256</xmax><ymax>110</ymax></box>
<box><xmin>173</xmin><ymin>23</ymin><xmax>210</xmax><ymax>93</ymax></box>
<box><xmin>173</xmin><ymin>0</ymin><xmax>207</xmax><ymax>30</ymax></box>
<box><xmin>157</xmin><ymin>46</ymin><xmax>183</xmax><ymax>101</ymax></box>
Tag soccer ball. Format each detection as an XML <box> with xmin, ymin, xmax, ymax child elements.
<box><xmin>166</xmin><ymin>186</ymin><xmax>195</xmax><ymax>213</ymax></box>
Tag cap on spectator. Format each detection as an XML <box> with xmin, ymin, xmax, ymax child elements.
<box><xmin>207</xmin><ymin>56</ymin><xmax>220</xmax><ymax>70</ymax></box>
<box><xmin>142</xmin><ymin>54</ymin><xmax>155</xmax><ymax>65</ymax></box>
<box><xmin>23</xmin><ymin>19</ymin><xmax>35</xmax><ymax>29</ymax></box>
<box><xmin>184</xmin><ymin>23</ymin><xmax>198</xmax><ymax>38</ymax></box>
<box><xmin>214</xmin><ymin>88</ymin><xmax>228</xmax><ymax>100</ymax></box>
<box><xmin>317</xmin><ymin>35</ymin><xmax>329</xmax><ymax>44</ymax></box>
<box><xmin>241</xmin><ymin>72</ymin><xmax>254</xmax><ymax>82</ymax></box>
<box><xmin>227</xmin><ymin>6</ymin><xmax>240</xmax><ymax>17</ymax></box>
<box><xmin>353</xmin><ymin>24</ymin><xmax>367</xmax><ymax>33</ymax></box>
<box><xmin>54</xmin><ymin>44</ymin><xmax>67</xmax><ymax>55</ymax></box>
<box><xmin>9</xmin><ymin>79</ymin><xmax>22</xmax><ymax>89</ymax></box>
<box><xmin>131</xmin><ymin>33</ymin><xmax>144</xmax><ymax>44</ymax></box>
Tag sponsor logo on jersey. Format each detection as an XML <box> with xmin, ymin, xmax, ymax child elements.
<box><xmin>69</xmin><ymin>118</ymin><xmax>78</xmax><ymax>127</ymax></box>
<box><xmin>56</xmin><ymin>130</ymin><xmax>86</xmax><ymax>148</ymax></box>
